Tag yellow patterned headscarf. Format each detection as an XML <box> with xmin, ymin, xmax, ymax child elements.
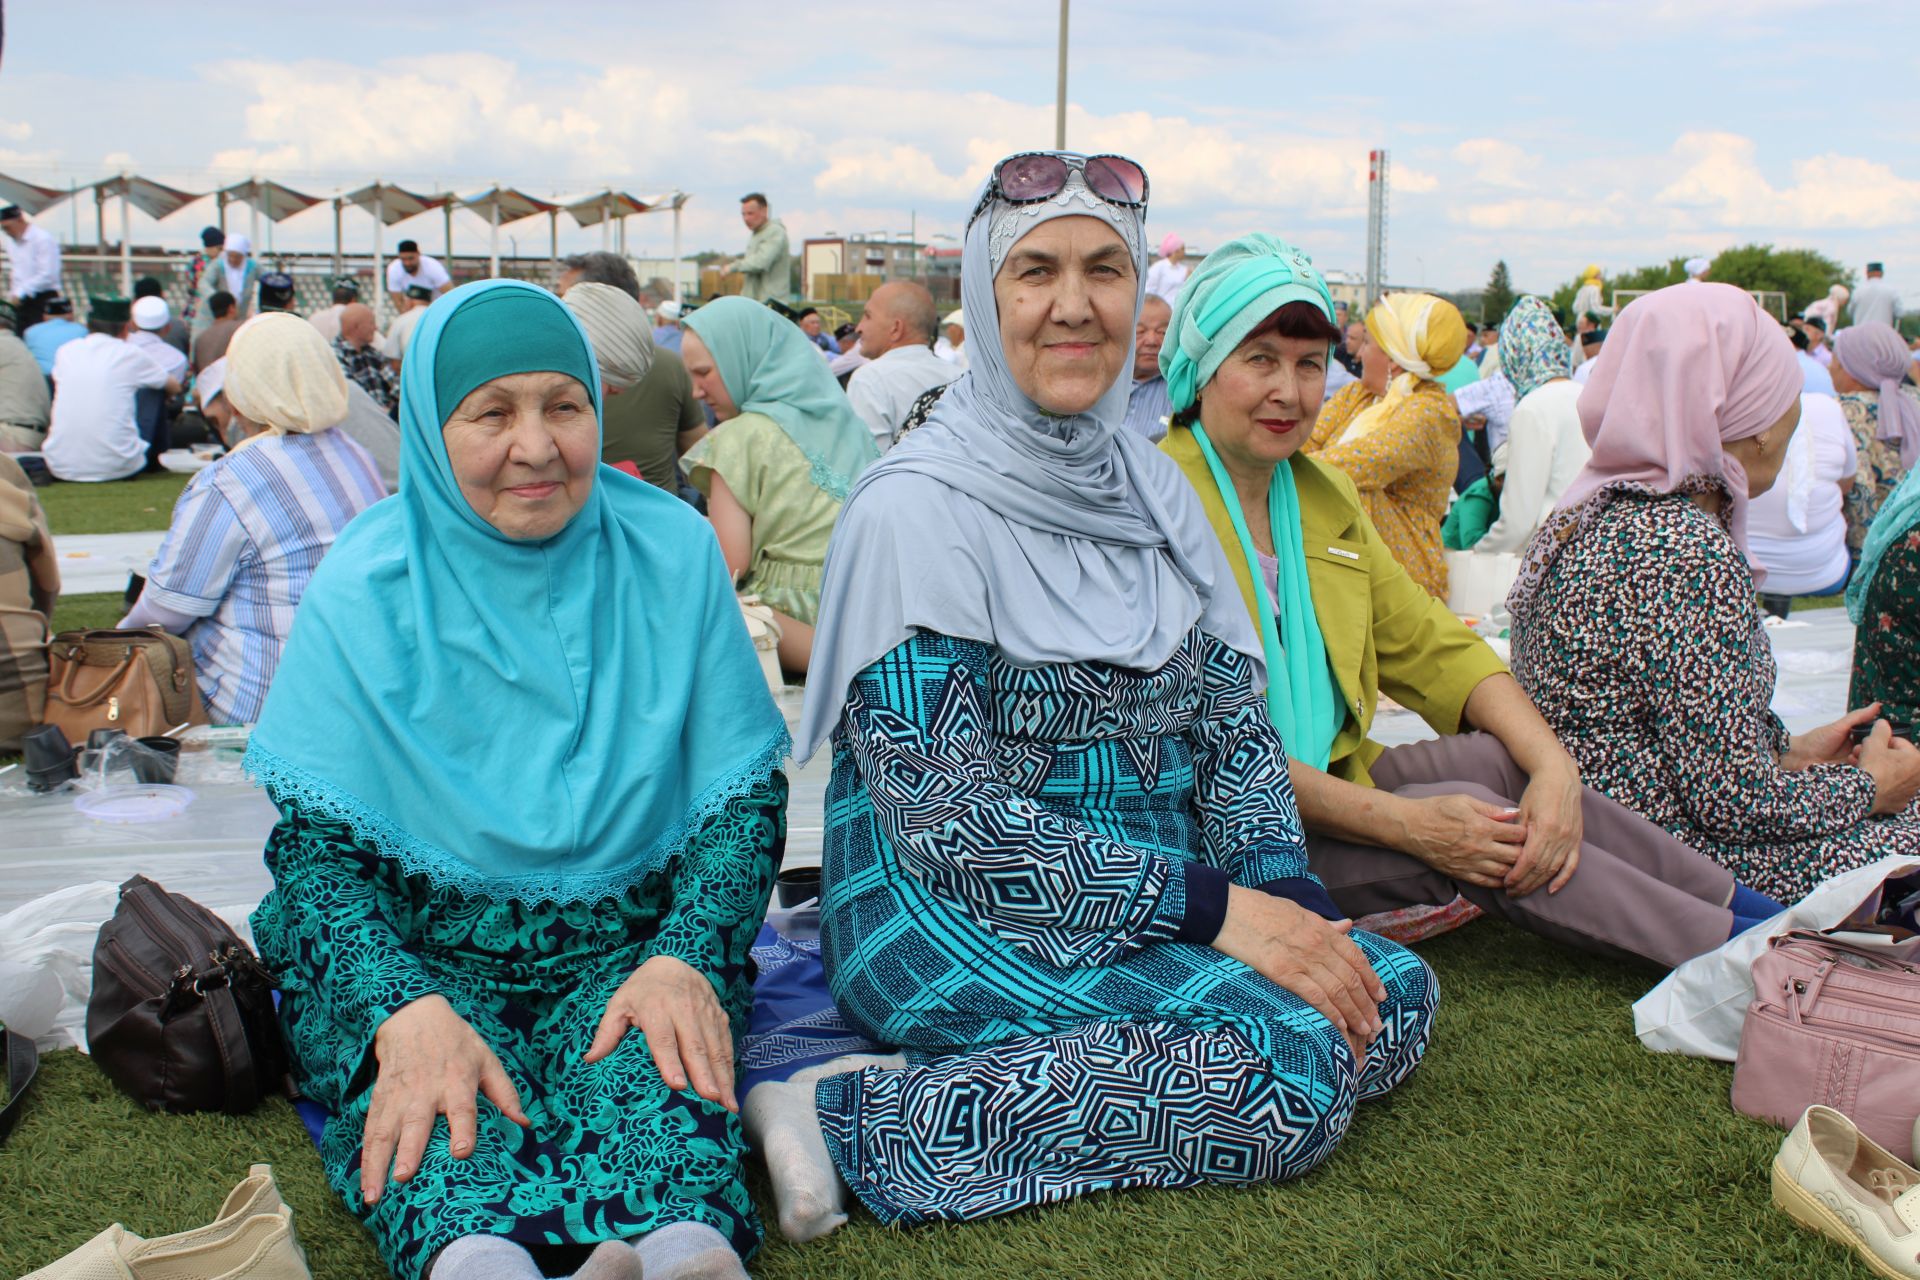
<box><xmin>1363</xmin><ymin>292</ymin><xmax>1468</xmax><ymax>382</ymax></box>
<box><xmin>1581</xmin><ymin>264</ymin><xmax>1603</xmax><ymax>287</ymax></box>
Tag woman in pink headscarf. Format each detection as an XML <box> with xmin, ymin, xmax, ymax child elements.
<box><xmin>1832</xmin><ymin>319</ymin><xmax>1920</xmax><ymax>559</ymax></box>
<box><xmin>1507</xmin><ymin>284</ymin><xmax>1920</xmax><ymax>903</ymax></box>
<box><xmin>1143</xmin><ymin>232</ymin><xmax>1189</xmax><ymax>305</ymax></box>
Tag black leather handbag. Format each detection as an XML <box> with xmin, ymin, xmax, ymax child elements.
<box><xmin>87</xmin><ymin>875</ymin><xmax>290</xmax><ymax>1114</ymax></box>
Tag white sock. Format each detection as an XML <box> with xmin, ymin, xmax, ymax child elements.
<box><xmin>431</xmin><ymin>1235</ymin><xmax>542</xmax><ymax>1280</ymax></box>
<box><xmin>632</xmin><ymin>1222</ymin><xmax>746</xmax><ymax>1280</ymax></box>
<box><xmin>570</xmin><ymin>1240</ymin><xmax>643</xmax><ymax>1280</ymax></box>
<box><xmin>743</xmin><ymin>1052</ymin><xmax>903</xmax><ymax>1243</ymax></box>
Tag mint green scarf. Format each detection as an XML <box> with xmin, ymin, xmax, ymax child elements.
<box><xmin>1189</xmin><ymin>422</ymin><xmax>1341</xmax><ymax>769</ymax></box>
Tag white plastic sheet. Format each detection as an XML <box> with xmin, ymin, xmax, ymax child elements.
<box><xmin>1632</xmin><ymin>855</ymin><xmax>1920</xmax><ymax>1061</ymax></box>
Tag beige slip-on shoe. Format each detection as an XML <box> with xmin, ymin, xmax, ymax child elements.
<box><xmin>1773</xmin><ymin>1105</ymin><xmax>1920</xmax><ymax>1280</ymax></box>
<box><xmin>20</xmin><ymin>1166</ymin><xmax>307</xmax><ymax>1280</ymax></box>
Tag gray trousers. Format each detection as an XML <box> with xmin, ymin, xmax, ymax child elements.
<box><xmin>1307</xmin><ymin>733</ymin><xmax>1736</xmax><ymax>969</ymax></box>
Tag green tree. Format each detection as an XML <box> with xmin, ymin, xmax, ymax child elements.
<box><xmin>1482</xmin><ymin>260</ymin><xmax>1516</xmax><ymax>325</ymax></box>
<box><xmin>1545</xmin><ymin>245</ymin><xmax>1851</xmax><ymax>324</ymax></box>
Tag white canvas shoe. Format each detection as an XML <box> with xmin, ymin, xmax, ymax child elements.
<box><xmin>1773</xmin><ymin>1105</ymin><xmax>1920</xmax><ymax>1280</ymax></box>
<box><xmin>20</xmin><ymin>1166</ymin><xmax>307</xmax><ymax>1280</ymax></box>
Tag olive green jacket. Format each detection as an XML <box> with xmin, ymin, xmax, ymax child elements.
<box><xmin>1163</xmin><ymin>427</ymin><xmax>1508</xmax><ymax>786</ymax></box>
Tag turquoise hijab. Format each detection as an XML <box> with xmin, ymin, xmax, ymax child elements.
<box><xmin>1161</xmin><ymin>234</ymin><xmax>1343</xmax><ymax>770</ymax></box>
<box><xmin>1849</xmin><ymin>464</ymin><xmax>1920</xmax><ymax>623</ymax></box>
<box><xmin>245</xmin><ymin>280</ymin><xmax>788</xmax><ymax>903</ymax></box>
<box><xmin>684</xmin><ymin>297</ymin><xmax>877</xmax><ymax>501</ymax></box>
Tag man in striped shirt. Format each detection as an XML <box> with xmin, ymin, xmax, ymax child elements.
<box><xmin>120</xmin><ymin>319</ymin><xmax>386</xmax><ymax>723</ymax></box>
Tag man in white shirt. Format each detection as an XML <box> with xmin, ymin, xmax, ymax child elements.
<box><xmin>0</xmin><ymin>206</ymin><xmax>62</xmax><ymax>328</ymax></box>
<box><xmin>1849</xmin><ymin>262</ymin><xmax>1899</xmax><ymax>329</ymax></box>
<box><xmin>309</xmin><ymin>278</ymin><xmax>364</xmax><ymax>344</ymax></box>
<box><xmin>381</xmin><ymin>286</ymin><xmax>434</xmax><ymax>371</ymax></box>
<box><xmin>128</xmin><ymin>296</ymin><xmax>189</xmax><ymax>384</ymax></box>
<box><xmin>386</xmin><ymin>241</ymin><xmax>452</xmax><ymax>315</ymax></box>
<box><xmin>934</xmin><ymin>309</ymin><xmax>968</xmax><ymax>370</ymax></box>
<box><xmin>846</xmin><ymin>281</ymin><xmax>959</xmax><ymax>450</ymax></box>
<box><xmin>44</xmin><ymin>297</ymin><xmax>180</xmax><ymax>482</ymax></box>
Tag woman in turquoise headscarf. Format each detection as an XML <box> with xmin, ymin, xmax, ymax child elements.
<box><xmin>679</xmin><ymin>297</ymin><xmax>878</xmax><ymax>673</ymax></box>
<box><xmin>1849</xmin><ymin>464</ymin><xmax>1920</xmax><ymax>724</ymax></box>
<box><xmin>246</xmin><ymin>281</ymin><xmax>790</xmax><ymax>1280</ymax></box>
<box><xmin>1160</xmin><ymin>235</ymin><xmax>1786</xmax><ymax>969</ymax></box>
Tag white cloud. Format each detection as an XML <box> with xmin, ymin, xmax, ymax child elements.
<box><xmin>1451</xmin><ymin>139</ymin><xmax>1534</xmax><ymax>190</ymax></box>
<box><xmin>1656</xmin><ymin>131</ymin><xmax>1920</xmax><ymax>230</ymax></box>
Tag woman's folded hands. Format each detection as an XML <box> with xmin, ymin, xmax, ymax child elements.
<box><xmin>1213</xmin><ymin>886</ymin><xmax>1385</xmax><ymax>1067</ymax></box>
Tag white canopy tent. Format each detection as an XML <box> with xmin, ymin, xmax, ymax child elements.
<box><xmin>336</xmin><ymin>182</ymin><xmax>447</xmax><ymax>324</ymax></box>
<box><xmin>214</xmin><ymin>178</ymin><xmax>323</xmax><ymax>256</ymax></box>
<box><xmin>82</xmin><ymin>173</ymin><xmax>203</xmax><ymax>293</ymax></box>
<box><xmin>458</xmin><ymin>186</ymin><xmax>557</xmax><ymax>281</ymax></box>
<box><xmin>0</xmin><ymin>171</ymin><xmax>68</xmax><ymax>216</ymax></box>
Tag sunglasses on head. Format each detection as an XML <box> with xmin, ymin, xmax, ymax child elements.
<box><xmin>971</xmin><ymin>153</ymin><xmax>1150</xmax><ymax>225</ymax></box>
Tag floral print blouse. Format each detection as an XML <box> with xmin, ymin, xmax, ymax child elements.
<box><xmin>1851</xmin><ymin>517</ymin><xmax>1920</xmax><ymax>725</ymax></box>
<box><xmin>1840</xmin><ymin>389</ymin><xmax>1915</xmax><ymax>555</ymax></box>
<box><xmin>1306</xmin><ymin>379</ymin><xmax>1459</xmax><ymax>600</ymax></box>
<box><xmin>1511</xmin><ymin>488</ymin><xmax>1919</xmax><ymax>901</ymax></box>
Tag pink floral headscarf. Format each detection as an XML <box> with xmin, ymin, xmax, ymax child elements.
<box><xmin>1508</xmin><ymin>283</ymin><xmax>1801</xmax><ymax>615</ymax></box>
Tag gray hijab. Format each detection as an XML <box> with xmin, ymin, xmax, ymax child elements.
<box><xmin>795</xmin><ymin>154</ymin><xmax>1261</xmax><ymax>760</ymax></box>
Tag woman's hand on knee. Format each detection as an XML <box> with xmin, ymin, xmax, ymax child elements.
<box><xmin>363</xmin><ymin>994</ymin><xmax>530</xmax><ymax>1207</ymax></box>
<box><xmin>586</xmin><ymin>954</ymin><xmax>738</xmax><ymax>1114</ymax></box>
<box><xmin>1509</xmin><ymin>763</ymin><xmax>1582</xmax><ymax>897</ymax></box>
<box><xmin>1213</xmin><ymin>887</ymin><xmax>1385</xmax><ymax>1060</ymax></box>
<box><xmin>1392</xmin><ymin>793</ymin><xmax>1527</xmax><ymax>889</ymax></box>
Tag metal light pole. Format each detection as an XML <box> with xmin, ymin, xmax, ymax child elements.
<box><xmin>1055</xmin><ymin>0</ymin><xmax>1069</xmax><ymax>150</ymax></box>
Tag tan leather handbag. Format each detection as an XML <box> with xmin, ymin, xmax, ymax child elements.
<box><xmin>42</xmin><ymin>627</ymin><xmax>207</xmax><ymax>742</ymax></box>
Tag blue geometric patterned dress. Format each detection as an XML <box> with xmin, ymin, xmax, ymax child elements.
<box><xmin>250</xmin><ymin>775</ymin><xmax>786</xmax><ymax>1280</ymax></box>
<box><xmin>814</xmin><ymin>628</ymin><xmax>1437</xmax><ymax>1225</ymax></box>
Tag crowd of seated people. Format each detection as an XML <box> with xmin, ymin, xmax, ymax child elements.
<box><xmin>6</xmin><ymin>153</ymin><xmax>1919</xmax><ymax>1280</ymax></box>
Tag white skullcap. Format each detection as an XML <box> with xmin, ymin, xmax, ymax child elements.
<box><xmin>656</xmin><ymin>299</ymin><xmax>682</xmax><ymax>321</ymax></box>
<box><xmin>1684</xmin><ymin>256</ymin><xmax>1710</xmax><ymax>278</ymax></box>
<box><xmin>196</xmin><ymin>357</ymin><xmax>227</xmax><ymax>411</ymax></box>
<box><xmin>943</xmin><ymin>309</ymin><xmax>965</xmax><ymax>328</ymax></box>
<box><xmin>563</xmin><ymin>283</ymin><xmax>657</xmax><ymax>392</ymax></box>
<box><xmin>226</xmin><ymin>234</ymin><xmax>251</xmax><ymax>255</ymax></box>
<box><xmin>132</xmin><ymin>296</ymin><xmax>171</xmax><ymax>330</ymax></box>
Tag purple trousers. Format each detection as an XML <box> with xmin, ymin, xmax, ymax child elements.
<box><xmin>1307</xmin><ymin>733</ymin><xmax>1737</xmax><ymax>969</ymax></box>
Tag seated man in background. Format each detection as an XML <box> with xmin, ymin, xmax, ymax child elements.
<box><xmin>332</xmin><ymin>302</ymin><xmax>398</xmax><ymax>416</ymax></box>
<box><xmin>130</xmin><ymin>295</ymin><xmax>190</xmax><ymax>466</ymax></box>
<box><xmin>0</xmin><ymin>301</ymin><xmax>52</xmax><ymax>452</ymax></box>
<box><xmin>307</xmin><ymin>277</ymin><xmax>361</xmax><ymax>344</ymax></box>
<box><xmin>193</xmin><ymin>291</ymin><xmax>242</xmax><ymax>373</ymax></box>
<box><xmin>381</xmin><ymin>285</ymin><xmax>433</xmax><ymax>371</ymax></box>
<box><xmin>45</xmin><ymin>296</ymin><xmax>179</xmax><ymax>482</ymax></box>
<box><xmin>556</xmin><ymin>256</ymin><xmax>708</xmax><ymax>496</ymax></box>
<box><xmin>797</xmin><ymin>306</ymin><xmax>839</xmax><ymax>354</ymax></box>
<box><xmin>132</xmin><ymin>278</ymin><xmax>192</xmax><ymax>360</ymax></box>
<box><xmin>0</xmin><ymin>451</ymin><xmax>58</xmax><ymax>751</ymax></box>
<box><xmin>845</xmin><ymin>280</ymin><xmax>957</xmax><ymax>450</ymax></box>
<box><xmin>24</xmin><ymin>296</ymin><xmax>85</xmax><ymax>377</ymax></box>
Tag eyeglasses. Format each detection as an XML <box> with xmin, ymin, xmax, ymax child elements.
<box><xmin>971</xmin><ymin>153</ymin><xmax>1150</xmax><ymax>225</ymax></box>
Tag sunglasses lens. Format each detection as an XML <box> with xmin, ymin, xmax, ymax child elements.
<box><xmin>1084</xmin><ymin>156</ymin><xmax>1147</xmax><ymax>204</ymax></box>
<box><xmin>998</xmin><ymin>153</ymin><xmax>1070</xmax><ymax>201</ymax></box>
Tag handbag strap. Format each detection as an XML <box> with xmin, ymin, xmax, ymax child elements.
<box><xmin>0</xmin><ymin>1028</ymin><xmax>38</xmax><ymax>1144</ymax></box>
<box><xmin>202</xmin><ymin>986</ymin><xmax>260</xmax><ymax>1114</ymax></box>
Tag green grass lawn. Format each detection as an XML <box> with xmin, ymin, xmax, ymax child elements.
<box><xmin>39</xmin><ymin>471</ymin><xmax>190</xmax><ymax>535</ymax></box>
<box><xmin>0</xmin><ymin>920</ymin><xmax>1862</xmax><ymax>1280</ymax></box>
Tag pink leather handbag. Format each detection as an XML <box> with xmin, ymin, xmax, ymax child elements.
<box><xmin>1732</xmin><ymin>930</ymin><xmax>1920</xmax><ymax>1161</ymax></box>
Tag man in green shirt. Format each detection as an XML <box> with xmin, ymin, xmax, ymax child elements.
<box><xmin>734</xmin><ymin>192</ymin><xmax>792</xmax><ymax>303</ymax></box>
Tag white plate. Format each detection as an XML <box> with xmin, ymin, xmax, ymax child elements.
<box><xmin>74</xmin><ymin>784</ymin><xmax>196</xmax><ymax>823</ymax></box>
<box><xmin>157</xmin><ymin>450</ymin><xmax>213</xmax><ymax>474</ymax></box>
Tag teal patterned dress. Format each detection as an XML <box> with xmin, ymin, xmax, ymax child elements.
<box><xmin>250</xmin><ymin>774</ymin><xmax>786</xmax><ymax>1280</ymax></box>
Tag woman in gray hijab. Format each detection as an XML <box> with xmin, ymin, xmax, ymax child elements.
<box><xmin>770</xmin><ymin>153</ymin><xmax>1437</xmax><ymax>1232</ymax></box>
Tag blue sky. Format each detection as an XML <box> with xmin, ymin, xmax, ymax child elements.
<box><xmin>6</xmin><ymin>1</ymin><xmax>1918</xmax><ymax>295</ymax></box>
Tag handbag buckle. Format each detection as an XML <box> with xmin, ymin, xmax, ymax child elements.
<box><xmin>108</xmin><ymin>696</ymin><xmax>120</xmax><ymax>722</ymax></box>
